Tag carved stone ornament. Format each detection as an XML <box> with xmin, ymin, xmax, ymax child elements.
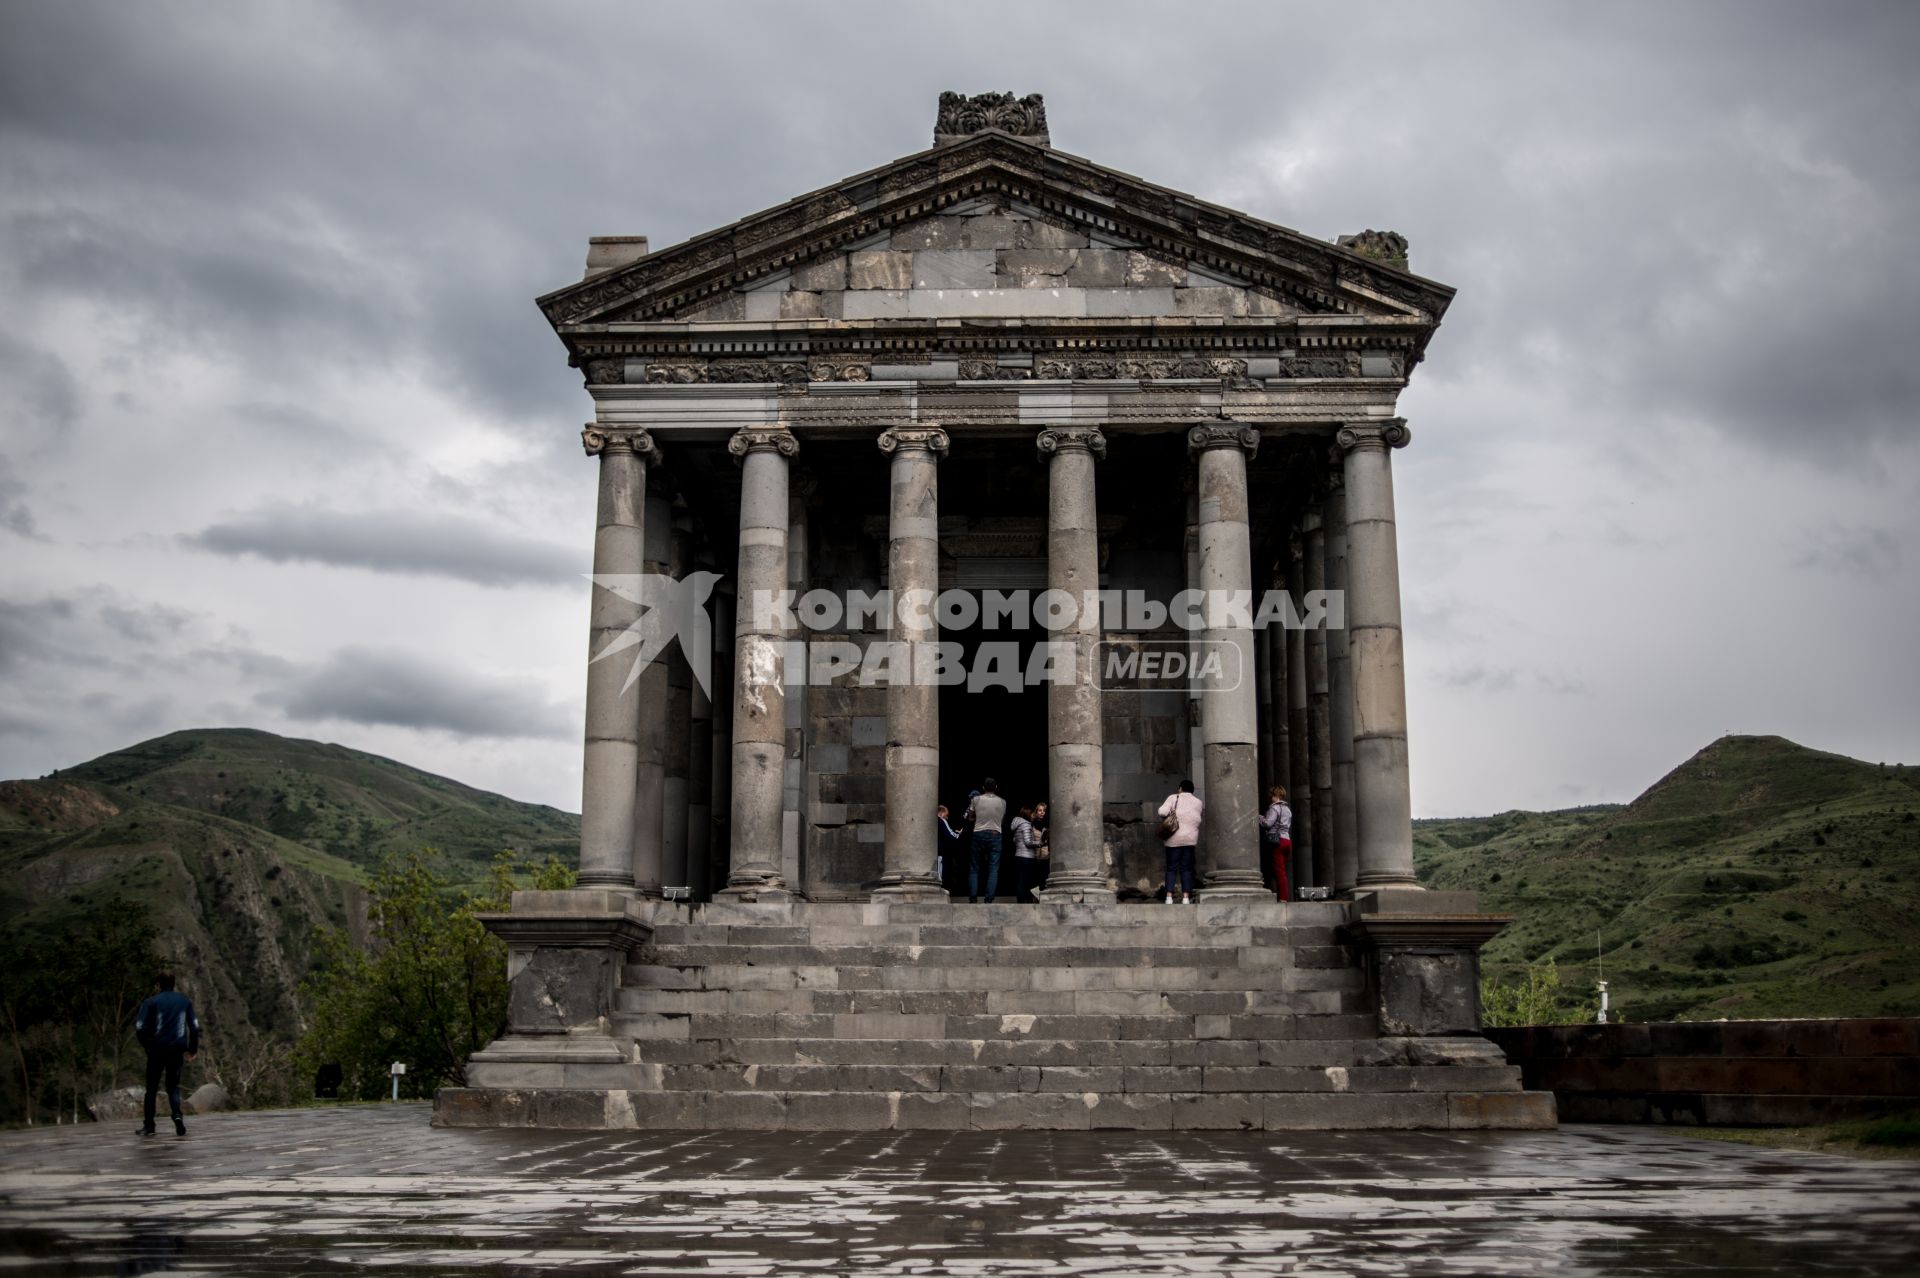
<box><xmin>1035</xmin><ymin>427</ymin><xmax>1107</xmax><ymax>461</ymax></box>
<box><xmin>581</xmin><ymin>425</ymin><xmax>661</xmax><ymax>462</ymax></box>
<box><xmin>1033</xmin><ymin>355</ymin><xmax>1247</xmax><ymax>382</ymax></box>
<box><xmin>644</xmin><ymin>358</ymin><xmax>871</xmax><ymax>386</ymax></box>
<box><xmin>582</xmin><ymin>358</ymin><xmax>626</xmax><ymax>386</ymax></box>
<box><xmin>1187</xmin><ymin>423</ymin><xmax>1262</xmax><ymax>457</ymax></box>
<box><xmin>1335</xmin><ymin>420</ymin><xmax>1413</xmax><ymax>453</ymax></box>
<box><xmin>726</xmin><ymin>427</ymin><xmax>801</xmax><ymax>462</ymax></box>
<box><xmin>1276</xmin><ymin>352</ymin><xmax>1364</xmax><ymax>379</ymax></box>
<box><xmin>877</xmin><ymin>427</ymin><xmax>951</xmax><ymax>458</ymax></box>
<box><xmin>1336</xmin><ymin>230</ymin><xmax>1410</xmax><ymax>272</ymax></box>
<box><xmin>934</xmin><ymin>91</ymin><xmax>1050</xmax><ymax>146</ymax></box>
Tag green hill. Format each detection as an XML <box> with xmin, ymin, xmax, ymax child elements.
<box><xmin>1</xmin><ymin>728</ymin><xmax>580</xmax><ymax>1047</ymax></box>
<box><xmin>1417</xmin><ymin>735</ymin><xmax>1920</xmax><ymax>1022</ymax></box>
<box><xmin>54</xmin><ymin>728</ymin><xmax>577</xmax><ymax>878</ymax></box>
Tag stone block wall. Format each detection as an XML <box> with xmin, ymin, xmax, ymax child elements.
<box><xmin>1486</xmin><ymin>1018</ymin><xmax>1920</xmax><ymax>1126</ymax></box>
<box><xmin>677</xmin><ymin>196</ymin><xmax>1304</xmax><ymax>330</ymax></box>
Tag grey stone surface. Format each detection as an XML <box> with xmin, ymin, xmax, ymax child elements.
<box><xmin>9</xmin><ymin>1108</ymin><xmax>1916</xmax><ymax>1273</ymax></box>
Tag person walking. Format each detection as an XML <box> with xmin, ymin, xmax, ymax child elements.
<box><xmin>1157</xmin><ymin>781</ymin><xmax>1203</xmax><ymax>904</ymax></box>
<box><xmin>1260</xmin><ymin>785</ymin><xmax>1293</xmax><ymax>901</ymax></box>
<box><xmin>1009</xmin><ymin>804</ymin><xmax>1042</xmax><ymax>903</ymax></box>
<box><xmin>133</xmin><ymin>971</ymin><xmax>201</xmax><ymax>1138</ymax></box>
<box><xmin>963</xmin><ymin>778</ymin><xmax>1007</xmax><ymax>903</ymax></box>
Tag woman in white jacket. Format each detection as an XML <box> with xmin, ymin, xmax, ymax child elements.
<box><xmin>1156</xmin><ymin>780</ymin><xmax>1203</xmax><ymax>904</ymax></box>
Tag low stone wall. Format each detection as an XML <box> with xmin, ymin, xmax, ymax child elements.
<box><xmin>1486</xmin><ymin>1019</ymin><xmax>1920</xmax><ymax>1126</ymax></box>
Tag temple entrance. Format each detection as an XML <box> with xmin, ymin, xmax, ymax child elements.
<box><xmin>938</xmin><ymin>617</ymin><xmax>1047</xmax><ymax>899</ymax></box>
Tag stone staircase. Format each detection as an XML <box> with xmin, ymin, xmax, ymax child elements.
<box><xmin>445</xmin><ymin>898</ymin><xmax>1552</xmax><ymax>1131</ymax></box>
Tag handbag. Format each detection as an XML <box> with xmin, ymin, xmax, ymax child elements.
<box><xmin>1156</xmin><ymin>794</ymin><xmax>1182</xmax><ymax>841</ymax></box>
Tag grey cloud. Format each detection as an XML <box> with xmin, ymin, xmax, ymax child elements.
<box><xmin>1792</xmin><ymin>523</ymin><xmax>1902</xmax><ymax>582</ymax></box>
<box><xmin>0</xmin><ymin>596</ymin><xmax>79</xmax><ymax>673</ymax></box>
<box><xmin>1440</xmin><ymin>663</ymin><xmax>1518</xmax><ymax>693</ymax></box>
<box><xmin>187</xmin><ymin>506</ymin><xmax>583</xmax><ymax>587</ymax></box>
<box><xmin>262</xmin><ymin>646</ymin><xmax>572</xmax><ymax>741</ymax></box>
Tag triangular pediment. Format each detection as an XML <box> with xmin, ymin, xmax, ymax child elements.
<box><xmin>538</xmin><ymin>131</ymin><xmax>1454</xmax><ymax>332</ymax></box>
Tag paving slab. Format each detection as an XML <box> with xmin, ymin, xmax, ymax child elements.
<box><xmin>0</xmin><ymin>1105</ymin><xmax>1916</xmax><ymax>1275</ymax></box>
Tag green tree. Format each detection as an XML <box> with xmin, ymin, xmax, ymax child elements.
<box><xmin>1480</xmin><ymin>959</ymin><xmax>1592</xmax><ymax>1027</ymax></box>
<box><xmin>1</xmin><ymin>898</ymin><xmax>168</xmax><ymax>1125</ymax></box>
<box><xmin>295</xmin><ymin>848</ymin><xmax>573</xmax><ymax>1100</ymax></box>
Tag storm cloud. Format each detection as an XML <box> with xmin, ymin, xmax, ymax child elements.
<box><xmin>189</xmin><ymin>506</ymin><xmax>583</xmax><ymax>587</ymax></box>
<box><xmin>2</xmin><ymin>0</ymin><xmax>1917</xmax><ymax>812</ymax></box>
<box><xmin>264</xmin><ymin>647</ymin><xmax>574</xmax><ymax>741</ymax></box>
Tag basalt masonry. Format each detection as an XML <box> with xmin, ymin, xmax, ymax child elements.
<box><xmin>441</xmin><ymin>93</ymin><xmax>1544</xmax><ymax>1130</ymax></box>
<box><xmin>1488</xmin><ymin>1019</ymin><xmax>1920</xmax><ymax>1126</ymax></box>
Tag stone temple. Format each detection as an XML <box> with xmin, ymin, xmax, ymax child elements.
<box><xmin>436</xmin><ymin>94</ymin><xmax>1554</xmax><ymax>1131</ymax></box>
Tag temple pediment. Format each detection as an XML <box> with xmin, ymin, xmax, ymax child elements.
<box><xmin>538</xmin><ymin>129</ymin><xmax>1454</xmax><ymax>336</ymax></box>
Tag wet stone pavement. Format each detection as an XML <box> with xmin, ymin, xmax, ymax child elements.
<box><xmin>1</xmin><ymin>1106</ymin><xmax>1917</xmax><ymax>1276</ymax></box>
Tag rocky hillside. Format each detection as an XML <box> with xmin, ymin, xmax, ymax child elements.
<box><xmin>1</xmin><ymin>728</ymin><xmax>580</xmax><ymax>1043</ymax></box>
<box><xmin>1417</xmin><ymin>735</ymin><xmax>1920</xmax><ymax>1022</ymax></box>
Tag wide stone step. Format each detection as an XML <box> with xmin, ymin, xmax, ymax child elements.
<box><xmin>637</xmin><ymin>944</ymin><xmax>1352</xmax><ymax>970</ymax></box>
<box><xmin>436</xmin><ymin>1086</ymin><xmax>1555</xmax><ymax>1132</ymax></box>
<box><xmin>658</xmin><ymin>901</ymin><xmax>1352</xmax><ymax>929</ymax></box>
<box><xmin>623</xmin><ymin>962</ymin><xmax>1361</xmax><ymax>994</ymax></box>
<box><xmin>624</xmin><ymin>1034</ymin><xmax>1511</xmax><ymax>1070</ymax></box>
<box><xmin>645</xmin><ymin>923</ymin><xmax>1346</xmax><ymax>949</ymax></box>
<box><xmin>638</xmin><ymin>1061</ymin><xmax>1523</xmax><ymax>1096</ymax></box>
<box><xmin>611</xmin><ymin>1010</ymin><xmax>1382</xmax><ymax>1044</ymax></box>
<box><xmin>615</xmin><ymin>985</ymin><xmax>1357</xmax><ymax>1017</ymax></box>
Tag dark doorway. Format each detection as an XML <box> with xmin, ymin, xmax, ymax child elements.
<box><xmin>938</xmin><ymin>615</ymin><xmax>1047</xmax><ymax>898</ymax></box>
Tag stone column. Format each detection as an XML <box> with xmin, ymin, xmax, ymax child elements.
<box><xmin>1268</xmin><ymin>574</ymin><xmax>1291</xmax><ymax>790</ymax></box>
<box><xmin>660</xmin><ymin>506</ymin><xmax>694</xmax><ymax>892</ymax></box>
<box><xmin>1036</xmin><ymin>427</ymin><xmax>1113</xmax><ymax>903</ymax></box>
<box><xmin>1284</xmin><ymin>529</ymin><xmax>1316</xmax><ymax>890</ymax></box>
<box><xmin>1337</xmin><ymin>420</ymin><xmax>1419</xmax><ymax>889</ymax></box>
<box><xmin>1188</xmin><ymin>423</ymin><xmax>1268</xmax><ymax>899</ymax></box>
<box><xmin>1324</xmin><ymin>461</ymin><xmax>1360</xmax><ymax>894</ymax></box>
<box><xmin>782</xmin><ymin>483</ymin><xmax>812</xmax><ymax>894</ymax></box>
<box><xmin>707</xmin><ymin>586</ymin><xmax>735</xmax><ymax>898</ymax></box>
<box><xmin>1304</xmin><ymin>501</ymin><xmax>1336</xmax><ymax>890</ymax></box>
<box><xmin>629</xmin><ymin>491</ymin><xmax>672</xmax><ymax>896</ymax></box>
<box><xmin>1255</xmin><ymin>625</ymin><xmax>1276</xmax><ymax>807</ymax></box>
<box><xmin>873</xmin><ymin>427</ymin><xmax>950</xmax><ymax>900</ymax></box>
<box><xmin>718</xmin><ymin>425</ymin><xmax>799</xmax><ymax>900</ymax></box>
<box><xmin>577</xmin><ymin>426</ymin><xmax>658</xmax><ymax>889</ymax></box>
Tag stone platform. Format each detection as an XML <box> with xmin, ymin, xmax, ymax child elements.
<box><xmin>439</xmin><ymin>896</ymin><xmax>1553</xmax><ymax>1131</ymax></box>
<box><xmin>4</xmin><ymin>1107</ymin><xmax>1918</xmax><ymax>1275</ymax></box>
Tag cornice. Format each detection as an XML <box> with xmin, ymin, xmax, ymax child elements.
<box><xmin>538</xmin><ymin>131</ymin><xmax>1455</xmax><ymax>337</ymax></box>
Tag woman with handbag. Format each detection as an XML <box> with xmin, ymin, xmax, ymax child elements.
<box><xmin>1156</xmin><ymin>780</ymin><xmax>1203</xmax><ymax>904</ymax></box>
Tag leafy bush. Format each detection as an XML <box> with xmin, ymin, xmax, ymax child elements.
<box><xmin>294</xmin><ymin>848</ymin><xmax>572</xmax><ymax>1101</ymax></box>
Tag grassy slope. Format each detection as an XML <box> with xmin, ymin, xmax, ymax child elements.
<box><xmin>2</xmin><ymin>727</ymin><xmax>581</xmax><ymax>1041</ymax></box>
<box><xmin>55</xmin><ymin>727</ymin><xmax>577</xmax><ymax>879</ymax></box>
<box><xmin>1416</xmin><ymin>735</ymin><xmax>1920</xmax><ymax>1022</ymax></box>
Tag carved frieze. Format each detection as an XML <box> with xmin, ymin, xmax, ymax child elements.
<box><xmin>582</xmin><ymin>358</ymin><xmax>625</xmax><ymax>385</ymax></box>
<box><xmin>642</xmin><ymin>357</ymin><xmax>872</xmax><ymax>385</ymax></box>
<box><xmin>1277</xmin><ymin>352</ymin><xmax>1364</xmax><ymax>379</ymax></box>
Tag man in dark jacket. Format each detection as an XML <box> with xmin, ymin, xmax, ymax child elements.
<box><xmin>133</xmin><ymin>972</ymin><xmax>201</xmax><ymax>1137</ymax></box>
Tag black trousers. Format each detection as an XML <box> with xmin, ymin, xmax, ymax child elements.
<box><xmin>143</xmin><ymin>1047</ymin><xmax>185</xmax><ymax>1125</ymax></box>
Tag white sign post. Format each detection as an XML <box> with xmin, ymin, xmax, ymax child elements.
<box><xmin>390</xmin><ymin>1061</ymin><xmax>406</xmax><ymax>1102</ymax></box>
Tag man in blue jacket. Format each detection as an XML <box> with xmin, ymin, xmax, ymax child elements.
<box><xmin>133</xmin><ymin>971</ymin><xmax>201</xmax><ymax>1137</ymax></box>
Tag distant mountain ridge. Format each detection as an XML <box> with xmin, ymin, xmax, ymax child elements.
<box><xmin>0</xmin><ymin>728</ymin><xmax>581</xmax><ymax>1046</ymax></box>
<box><xmin>1417</xmin><ymin>735</ymin><xmax>1920</xmax><ymax>1021</ymax></box>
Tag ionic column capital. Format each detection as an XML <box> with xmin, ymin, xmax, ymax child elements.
<box><xmin>582</xmin><ymin>425</ymin><xmax>661</xmax><ymax>463</ymax></box>
<box><xmin>1187</xmin><ymin>422</ymin><xmax>1261</xmax><ymax>458</ymax></box>
<box><xmin>878</xmin><ymin>426</ymin><xmax>950</xmax><ymax>458</ymax></box>
<box><xmin>727</xmin><ymin>425</ymin><xmax>800</xmax><ymax>463</ymax></box>
<box><xmin>1036</xmin><ymin>426</ymin><xmax>1106</xmax><ymax>461</ymax></box>
<box><xmin>1335</xmin><ymin>419</ymin><xmax>1412</xmax><ymax>454</ymax></box>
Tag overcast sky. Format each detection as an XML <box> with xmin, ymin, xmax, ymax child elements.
<box><xmin>3</xmin><ymin>0</ymin><xmax>1917</xmax><ymax>816</ymax></box>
